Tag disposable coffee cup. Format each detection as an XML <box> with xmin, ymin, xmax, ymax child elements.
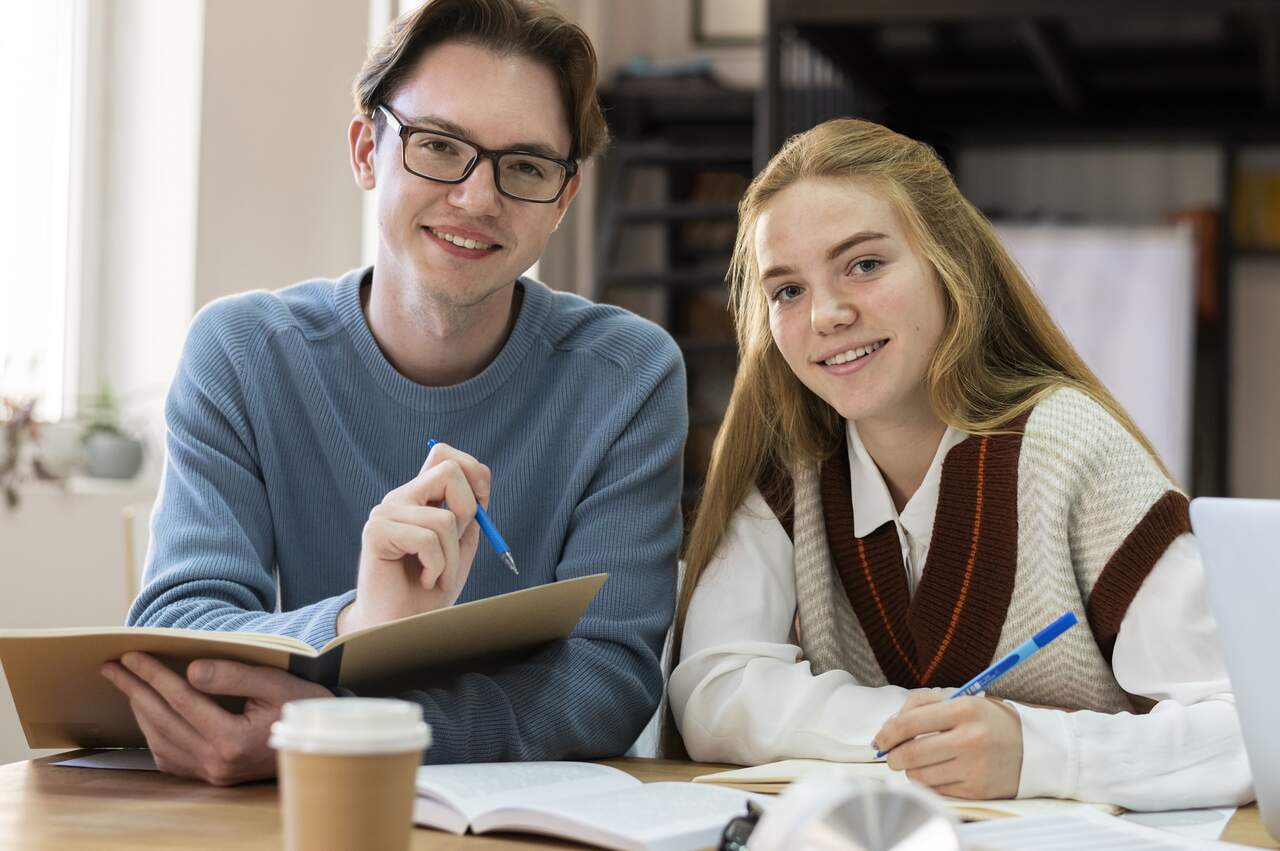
<box><xmin>270</xmin><ymin>698</ymin><xmax>430</xmax><ymax>851</ymax></box>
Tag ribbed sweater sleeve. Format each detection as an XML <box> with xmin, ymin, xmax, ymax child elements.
<box><xmin>127</xmin><ymin>298</ymin><xmax>356</xmax><ymax>647</ymax></box>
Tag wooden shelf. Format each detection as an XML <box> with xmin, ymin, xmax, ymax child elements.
<box><xmin>1235</xmin><ymin>246</ymin><xmax>1280</xmax><ymax>260</ymax></box>
<box><xmin>612</xmin><ymin>204</ymin><xmax>740</xmax><ymax>225</ymax></box>
<box><xmin>675</xmin><ymin>337</ymin><xmax>737</xmax><ymax>355</ymax></box>
<box><xmin>612</xmin><ymin>141</ymin><xmax>753</xmax><ymax>166</ymax></box>
<box><xmin>601</xmin><ymin>267</ymin><xmax>729</xmax><ymax>290</ymax></box>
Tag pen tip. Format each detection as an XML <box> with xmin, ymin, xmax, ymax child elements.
<box><xmin>501</xmin><ymin>552</ymin><xmax>518</xmax><ymax>575</ymax></box>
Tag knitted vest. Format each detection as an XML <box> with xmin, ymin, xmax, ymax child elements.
<box><xmin>768</xmin><ymin>388</ymin><xmax>1189</xmax><ymax>713</ymax></box>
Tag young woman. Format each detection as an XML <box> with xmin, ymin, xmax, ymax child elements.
<box><xmin>668</xmin><ymin>118</ymin><xmax>1253</xmax><ymax>810</ymax></box>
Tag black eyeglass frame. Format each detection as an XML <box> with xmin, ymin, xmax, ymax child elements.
<box><xmin>376</xmin><ymin>104</ymin><xmax>578</xmax><ymax>204</ymax></box>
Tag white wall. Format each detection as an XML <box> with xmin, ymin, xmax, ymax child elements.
<box><xmin>1231</xmin><ymin>258</ymin><xmax>1280</xmax><ymax>498</ymax></box>
<box><xmin>194</xmin><ymin>0</ymin><xmax>368</xmax><ymax>306</ymax></box>
<box><xmin>86</xmin><ymin>0</ymin><xmax>205</xmax><ymax>474</ymax></box>
<box><xmin>0</xmin><ymin>480</ymin><xmax>151</xmax><ymax>765</ymax></box>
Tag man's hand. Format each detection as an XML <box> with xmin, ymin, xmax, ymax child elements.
<box><xmin>873</xmin><ymin>690</ymin><xmax>1023</xmax><ymax>800</ymax></box>
<box><xmin>100</xmin><ymin>652</ymin><xmax>331</xmax><ymax>786</ymax></box>
<box><xmin>339</xmin><ymin>442</ymin><xmax>491</xmax><ymax>635</ymax></box>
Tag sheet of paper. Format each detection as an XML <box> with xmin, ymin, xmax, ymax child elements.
<box><xmin>960</xmin><ymin>807</ymin><xmax>1248</xmax><ymax>850</ymax></box>
<box><xmin>694</xmin><ymin>759</ymin><xmax>1121</xmax><ymax>820</ymax></box>
<box><xmin>1122</xmin><ymin>807</ymin><xmax>1237</xmax><ymax>842</ymax></box>
<box><xmin>52</xmin><ymin>750</ymin><xmax>157</xmax><ymax>771</ymax></box>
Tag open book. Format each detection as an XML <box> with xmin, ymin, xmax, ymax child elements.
<box><xmin>693</xmin><ymin>759</ymin><xmax>1123</xmax><ymax>821</ymax></box>
<box><xmin>413</xmin><ymin>762</ymin><xmax>761</xmax><ymax>851</ymax></box>
<box><xmin>0</xmin><ymin>574</ymin><xmax>605</xmax><ymax>749</ymax></box>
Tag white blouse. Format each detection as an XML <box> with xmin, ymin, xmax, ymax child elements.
<box><xmin>670</xmin><ymin>423</ymin><xmax>1254</xmax><ymax>811</ymax></box>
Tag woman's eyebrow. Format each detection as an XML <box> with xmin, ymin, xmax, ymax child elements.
<box><xmin>826</xmin><ymin>231</ymin><xmax>889</xmax><ymax>261</ymax></box>
<box><xmin>759</xmin><ymin>231</ymin><xmax>890</xmax><ymax>282</ymax></box>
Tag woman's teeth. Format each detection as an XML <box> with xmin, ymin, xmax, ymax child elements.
<box><xmin>824</xmin><ymin>340</ymin><xmax>886</xmax><ymax>366</ymax></box>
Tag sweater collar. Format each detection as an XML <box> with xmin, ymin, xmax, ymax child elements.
<box><xmin>331</xmin><ymin>266</ymin><xmax>552</xmax><ymax>412</ymax></box>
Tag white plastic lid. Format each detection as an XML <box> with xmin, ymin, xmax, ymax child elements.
<box><xmin>269</xmin><ymin>698</ymin><xmax>430</xmax><ymax>755</ymax></box>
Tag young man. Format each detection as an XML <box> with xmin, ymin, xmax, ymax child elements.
<box><xmin>101</xmin><ymin>0</ymin><xmax>686</xmax><ymax>785</ymax></box>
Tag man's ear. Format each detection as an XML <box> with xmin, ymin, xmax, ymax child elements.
<box><xmin>349</xmin><ymin>114</ymin><xmax>377</xmax><ymax>191</ymax></box>
<box><xmin>552</xmin><ymin>171</ymin><xmax>583</xmax><ymax>230</ymax></box>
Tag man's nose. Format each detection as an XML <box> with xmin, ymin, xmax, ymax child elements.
<box><xmin>447</xmin><ymin>157</ymin><xmax>502</xmax><ymax>215</ymax></box>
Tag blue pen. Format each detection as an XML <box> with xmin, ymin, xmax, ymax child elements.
<box><xmin>426</xmin><ymin>439</ymin><xmax>518</xmax><ymax>575</ymax></box>
<box><xmin>875</xmin><ymin>611</ymin><xmax>1077</xmax><ymax>758</ymax></box>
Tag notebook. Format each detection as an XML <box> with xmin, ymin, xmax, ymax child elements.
<box><xmin>413</xmin><ymin>761</ymin><xmax>761</xmax><ymax>851</ymax></box>
<box><xmin>959</xmin><ymin>806</ymin><xmax>1248</xmax><ymax>850</ymax></box>
<box><xmin>693</xmin><ymin>759</ymin><xmax>1122</xmax><ymax>821</ymax></box>
<box><xmin>0</xmin><ymin>574</ymin><xmax>604</xmax><ymax>748</ymax></box>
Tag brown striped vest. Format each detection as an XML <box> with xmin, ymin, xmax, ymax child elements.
<box><xmin>766</xmin><ymin>388</ymin><xmax>1188</xmax><ymax>713</ymax></box>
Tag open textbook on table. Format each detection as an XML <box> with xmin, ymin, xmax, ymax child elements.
<box><xmin>413</xmin><ymin>761</ymin><xmax>760</xmax><ymax>851</ymax></box>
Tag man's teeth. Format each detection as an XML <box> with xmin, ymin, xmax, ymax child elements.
<box><xmin>824</xmin><ymin>340</ymin><xmax>886</xmax><ymax>366</ymax></box>
<box><xmin>430</xmin><ymin>228</ymin><xmax>494</xmax><ymax>250</ymax></box>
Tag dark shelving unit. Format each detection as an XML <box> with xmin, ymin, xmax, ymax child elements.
<box><xmin>594</xmin><ymin>79</ymin><xmax>757</xmax><ymax>513</ymax></box>
<box><xmin>764</xmin><ymin>0</ymin><xmax>1280</xmax><ymax>496</ymax></box>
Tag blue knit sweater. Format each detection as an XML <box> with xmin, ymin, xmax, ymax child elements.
<box><xmin>127</xmin><ymin>267</ymin><xmax>687</xmax><ymax>763</ymax></box>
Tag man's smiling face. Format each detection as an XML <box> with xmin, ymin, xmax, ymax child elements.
<box><xmin>370</xmin><ymin>40</ymin><xmax>579</xmax><ymax>309</ymax></box>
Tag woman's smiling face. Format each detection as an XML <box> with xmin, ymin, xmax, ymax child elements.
<box><xmin>755</xmin><ymin>176</ymin><xmax>947</xmax><ymax>426</ymax></box>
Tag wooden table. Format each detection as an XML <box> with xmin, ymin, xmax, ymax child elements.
<box><xmin>0</xmin><ymin>753</ymin><xmax>1274</xmax><ymax>849</ymax></box>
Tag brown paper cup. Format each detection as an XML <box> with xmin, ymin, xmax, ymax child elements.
<box><xmin>270</xmin><ymin>698</ymin><xmax>430</xmax><ymax>851</ymax></box>
<box><xmin>277</xmin><ymin>749</ymin><xmax>421</xmax><ymax>851</ymax></box>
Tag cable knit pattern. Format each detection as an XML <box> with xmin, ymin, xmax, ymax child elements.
<box><xmin>789</xmin><ymin>387</ymin><xmax>1187</xmax><ymax>713</ymax></box>
<box><xmin>127</xmin><ymin>266</ymin><xmax>687</xmax><ymax>763</ymax></box>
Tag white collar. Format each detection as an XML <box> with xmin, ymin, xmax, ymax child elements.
<box><xmin>845</xmin><ymin>421</ymin><xmax>970</xmax><ymax>539</ymax></box>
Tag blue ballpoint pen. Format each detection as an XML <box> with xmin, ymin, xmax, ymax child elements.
<box><xmin>425</xmin><ymin>439</ymin><xmax>518</xmax><ymax>575</ymax></box>
<box><xmin>875</xmin><ymin>611</ymin><xmax>1078</xmax><ymax>758</ymax></box>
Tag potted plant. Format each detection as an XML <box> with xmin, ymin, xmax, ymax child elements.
<box><xmin>1</xmin><ymin>396</ymin><xmax>63</xmax><ymax>509</ymax></box>
<box><xmin>80</xmin><ymin>383</ymin><xmax>144</xmax><ymax>480</ymax></box>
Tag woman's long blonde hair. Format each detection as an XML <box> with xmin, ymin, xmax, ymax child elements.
<box><xmin>663</xmin><ymin>118</ymin><xmax>1165</xmax><ymax>756</ymax></box>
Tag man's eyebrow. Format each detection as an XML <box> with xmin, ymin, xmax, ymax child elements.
<box><xmin>826</xmin><ymin>231</ymin><xmax>889</xmax><ymax>261</ymax></box>
<box><xmin>404</xmin><ymin>113</ymin><xmax>567</xmax><ymax>160</ymax></box>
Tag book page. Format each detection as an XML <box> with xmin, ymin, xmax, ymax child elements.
<box><xmin>0</xmin><ymin>626</ymin><xmax>312</xmax><ymax>654</ymax></box>
<box><xmin>415</xmin><ymin>761</ymin><xmax>637</xmax><ymax>823</ymax></box>
<box><xmin>472</xmin><ymin>781</ymin><xmax>760</xmax><ymax>851</ymax></box>
<box><xmin>960</xmin><ymin>807</ymin><xmax>1230</xmax><ymax>849</ymax></box>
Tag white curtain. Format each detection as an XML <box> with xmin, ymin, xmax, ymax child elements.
<box><xmin>995</xmin><ymin>223</ymin><xmax>1197</xmax><ymax>486</ymax></box>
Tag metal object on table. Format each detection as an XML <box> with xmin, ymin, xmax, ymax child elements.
<box><xmin>740</xmin><ymin>773</ymin><xmax>962</xmax><ymax>851</ymax></box>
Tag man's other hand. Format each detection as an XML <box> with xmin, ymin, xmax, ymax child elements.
<box><xmin>101</xmin><ymin>652</ymin><xmax>332</xmax><ymax>786</ymax></box>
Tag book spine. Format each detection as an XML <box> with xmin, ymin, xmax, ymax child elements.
<box><xmin>288</xmin><ymin>646</ymin><xmax>345</xmax><ymax>689</ymax></box>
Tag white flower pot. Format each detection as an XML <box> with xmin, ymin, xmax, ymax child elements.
<box><xmin>84</xmin><ymin>431</ymin><xmax>144</xmax><ymax>479</ymax></box>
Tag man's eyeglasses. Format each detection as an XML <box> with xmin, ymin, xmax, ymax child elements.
<box><xmin>377</xmin><ymin>105</ymin><xmax>577</xmax><ymax>204</ymax></box>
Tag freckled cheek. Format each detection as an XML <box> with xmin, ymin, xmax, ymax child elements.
<box><xmin>768</xmin><ymin>313</ymin><xmax>805</xmax><ymax>368</ymax></box>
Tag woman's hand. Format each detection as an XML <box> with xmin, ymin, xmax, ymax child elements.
<box><xmin>873</xmin><ymin>690</ymin><xmax>1023</xmax><ymax>800</ymax></box>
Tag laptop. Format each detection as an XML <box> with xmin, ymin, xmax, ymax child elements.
<box><xmin>1191</xmin><ymin>497</ymin><xmax>1280</xmax><ymax>840</ymax></box>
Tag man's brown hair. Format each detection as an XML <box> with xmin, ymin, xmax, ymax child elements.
<box><xmin>353</xmin><ymin>0</ymin><xmax>609</xmax><ymax>161</ymax></box>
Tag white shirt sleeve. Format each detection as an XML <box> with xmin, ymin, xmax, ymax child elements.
<box><xmin>668</xmin><ymin>487</ymin><xmax>909</xmax><ymax>766</ymax></box>
<box><xmin>1012</xmin><ymin>533</ymin><xmax>1255</xmax><ymax>809</ymax></box>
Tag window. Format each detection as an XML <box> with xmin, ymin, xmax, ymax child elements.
<box><xmin>0</xmin><ymin>1</ymin><xmax>81</xmax><ymax>421</ymax></box>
